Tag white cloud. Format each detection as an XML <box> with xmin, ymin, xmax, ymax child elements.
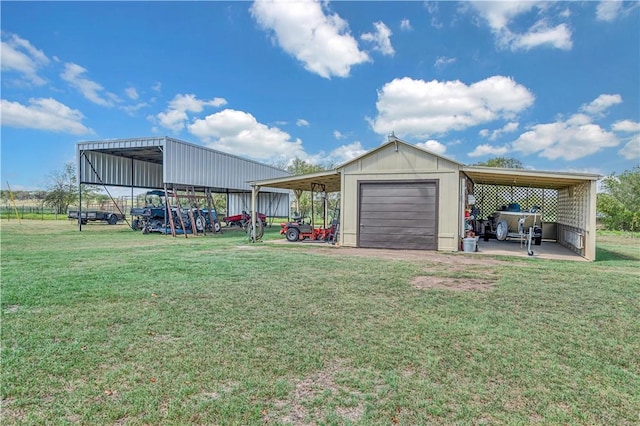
<box><xmin>469</xmin><ymin>2</ymin><xmax>573</xmax><ymax>51</ymax></box>
<box><xmin>121</xmin><ymin>102</ymin><xmax>149</xmax><ymax>116</ymax></box>
<box><xmin>559</xmin><ymin>8</ymin><xmax>571</xmax><ymax>18</ymax></box>
<box><xmin>468</xmin><ymin>143</ymin><xmax>509</xmax><ymax>158</ymax></box>
<box><xmin>368</xmin><ymin>76</ymin><xmax>534</xmax><ymax>138</ymax></box>
<box><xmin>580</xmin><ymin>94</ymin><xmax>622</xmax><ymax>115</ymax></box>
<box><xmin>596</xmin><ymin>0</ymin><xmax>623</xmax><ymax>22</ymax></box>
<box><xmin>361</xmin><ymin>21</ymin><xmax>394</xmax><ymax>56</ymax></box>
<box><xmin>125</xmin><ymin>87</ymin><xmax>139</xmax><ymax>100</ymax></box>
<box><xmin>400</xmin><ymin>19</ymin><xmax>412</xmax><ymax>31</ymax></box>
<box><xmin>619</xmin><ymin>134</ymin><xmax>640</xmax><ymax>160</ymax></box>
<box><xmin>188</xmin><ymin>108</ymin><xmax>305</xmax><ymax>160</ymax></box>
<box><xmin>416</xmin><ymin>140</ymin><xmax>447</xmax><ymax>155</ymax></box>
<box><xmin>434</xmin><ymin>56</ymin><xmax>456</xmax><ymax>68</ymax></box>
<box><xmin>61</xmin><ymin>63</ymin><xmax>119</xmax><ymax>107</ymax></box>
<box><xmin>613</xmin><ymin>120</ymin><xmax>640</xmax><ymax>133</ymax></box>
<box><xmin>296</xmin><ymin>118</ymin><xmax>310</xmax><ymax>127</ymax></box>
<box><xmin>1</xmin><ymin>33</ymin><xmax>50</xmax><ymax>85</ymax></box>
<box><xmin>333</xmin><ymin>130</ymin><xmax>346</xmax><ymax>140</ymax></box>
<box><xmin>424</xmin><ymin>1</ymin><xmax>443</xmax><ymax>29</ymax></box>
<box><xmin>480</xmin><ymin>121</ymin><xmax>519</xmax><ymax>141</ymax></box>
<box><xmin>611</xmin><ymin>120</ymin><xmax>640</xmax><ymax>161</ymax></box>
<box><xmin>327</xmin><ymin>141</ymin><xmax>367</xmax><ymax>164</ymax></box>
<box><xmin>509</xmin><ymin>22</ymin><xmax>572</xmax><ymax>51</ymax></box>
<box><xmin>469</xmin><ymin>1</ymin><xmax>538</xmax><ymax>30</ymax></box>
<box><xmin>250</xmin><ymin>0</ymin><xmax>369</xmax><ymax>78</ymax></box>
<box><xmin>0</xmin><ymin>98</ymin><xmax>92</xmax><ymax>135</ymax></box>
<box><xmin>511</xmin><ymin>114</ymin><xmax>619</xmax><ymax>160</ymax></box>
<box><xmin>155</xmin><ymin>94</ymin><xmax>227</xmax><ymax>132</ymax></box>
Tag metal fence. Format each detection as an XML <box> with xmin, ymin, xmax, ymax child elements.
<box><xmin>0</xmin><ymin>203</ymin><xmax>128</xmax><ymax>220</ymax></box>
<box><xmin>1</xmin><ymin>205</ymin><xmax>60</xmax><ymax>220</ymax></box>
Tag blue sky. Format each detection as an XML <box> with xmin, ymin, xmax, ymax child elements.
<box><xmin>1</xmin><ymin>1</ymin><xmax>639</xmax><ymax>191</ymax></box>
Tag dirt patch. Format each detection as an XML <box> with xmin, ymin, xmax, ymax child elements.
<box><xmin>411</xmin><ymin>276</ymin><xmax>496</xmax><ymax>292</ymax></box>
<box><xmin>269</xmin><ymin>241</ymin><xmax>519</xmax><ymax>268</ymax></box>
<box><xmin>0</xmin><ymin>398</ymin><xmax>25</xmax><ymax>422</ymax></box>
<box><xmin>4</xmin><ymin>305</ymin><xmax>19</xmax><ymax>313</ymax></box>
<box><xmin>235</xmin><ymin>245</ymin><xmax>260</xmax><ymax>250</ymax></box>
<box><xmin>267</xmin><ymin>359</ymin><xmax>368</xmax><ymax>425</ymax></box>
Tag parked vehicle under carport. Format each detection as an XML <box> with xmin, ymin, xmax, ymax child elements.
<box><xmin>481</xmin><ymin>204</ymin><xmax>542</xmax><ymax>255</ymax></box>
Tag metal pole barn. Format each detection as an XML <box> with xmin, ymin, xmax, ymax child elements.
<box><xmin>78</xmin><ymin>151</ymin><xmax>83</xmax><ymax>231</ymax></box>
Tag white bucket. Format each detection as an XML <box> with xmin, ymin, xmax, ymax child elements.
<box><xmin>463</xmin><ymin>237</ymin><xmax>476</xmax><ymax>253</ymax></box>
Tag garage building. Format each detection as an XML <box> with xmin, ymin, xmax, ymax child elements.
<box><xmin>251</xmin><ymin>137</ymin><xmax>599</xmax><ymax>261</ymax></box>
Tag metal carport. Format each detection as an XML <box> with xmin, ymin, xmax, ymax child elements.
<box><xmin>76</xmin><ymin>136</ymin><xmax>291</xmax><ymax>231</ymax></box>
<box><xmin>461</xmin><ymin>166</ymin><xmax>600</xmax><ymax>261</ymax></box>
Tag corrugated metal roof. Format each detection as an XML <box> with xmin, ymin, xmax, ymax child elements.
<box><xmin>78</xmin><ymin>136</ymin><xmax>290</xmax><ymax>192</ymax></box>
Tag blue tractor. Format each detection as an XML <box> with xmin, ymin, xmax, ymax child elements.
<box><xmin>130</xmin><ymin>190</ymin><xmax>220</xmax><ymax>234</ymax></box>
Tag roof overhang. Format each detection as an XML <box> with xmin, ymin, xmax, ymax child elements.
<box><xmin>251</xmin><ymin>169</ymin><xmax>341</xmax><ymax>192</ymax></box>
<box><xmin>78</xmin><ymin>137</ymin><xmax>165</xmax><ymax>165</ymax></box>
<box><xmin>462</xmin><ymin>166</ymin><xmax>600</xmax><ymax>189</ymax></box>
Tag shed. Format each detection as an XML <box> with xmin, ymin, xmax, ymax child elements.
<box><xmin>251</xmin><ymin>138</ymin><xmax>600</xmax><ymax>261</ymax></box>
<box><xmin>77</xmin><ymin>136</ymin><xmax>291</xmax><ymax>218</ymax></box>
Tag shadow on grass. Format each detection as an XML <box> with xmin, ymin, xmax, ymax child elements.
<box><xmin>596</xmin><ymin>246</ymin><xmax>640</xmax><ymax>262</ymax></box>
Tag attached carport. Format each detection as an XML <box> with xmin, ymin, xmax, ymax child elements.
<box><xmin>248</xmin><ymin>170</ymin><xmax>341</xmax><ymax>238</ymax></box>
<box><xmin>462</xmin><ymin>166</ymin><xmax>600</xmax><ymax>261</ymax></box>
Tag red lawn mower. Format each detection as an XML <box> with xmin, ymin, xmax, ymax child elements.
<box><xmin>280</xmin><ymin>183</ymin><xmax>339</xmax><ymax>243</ymax></box>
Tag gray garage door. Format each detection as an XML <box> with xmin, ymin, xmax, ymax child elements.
<box><xmin>358</xmin><ymin>181</ymin><xmax>438</xmax><ymax>250</ymax></box>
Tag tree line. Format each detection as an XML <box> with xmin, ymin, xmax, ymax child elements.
<box><xmin>3</xmin><ymin>158</ymin><xmax>638</xmax><ymax>232</ymax></box>
<box><xmin>1</xmin><ymin>162</ymin><xmax>106</xmax><ymax>215</ymax></box>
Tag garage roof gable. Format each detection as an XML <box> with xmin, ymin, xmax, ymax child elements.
<box><xmin>337</xmin><ymin>137</ymin><xmax>463</xmax><ymax>170</ymax></box>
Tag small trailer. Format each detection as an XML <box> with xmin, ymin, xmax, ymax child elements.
<box><xmin>68</xmin><ymin>210</ymin><xmax>124</xmax><ymax>225</ymax></box>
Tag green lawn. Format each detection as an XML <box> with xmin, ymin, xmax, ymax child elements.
<box><xmin>1</xmin><ymin>221</ymin><xmax>638</xmax><ymax>425</ymax></box>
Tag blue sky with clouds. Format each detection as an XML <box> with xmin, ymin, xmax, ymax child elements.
<box><xmin>1</xmin><ymin>1</ymin><xmax>638</xmax><ymax>191</ymax></box>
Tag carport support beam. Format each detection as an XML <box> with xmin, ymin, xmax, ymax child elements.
<box><xmin>251</xmin><ymin>184</ymin><xmax>261</xmax><ymax>242</ymax></box>
<box><xmin>78</xmin><ymin>151</ymin><xmax>83</xmax><ymax>232</ymax></box>
<box><xmin>586</xmin><ymin>180</ymin><xmax>597</xmax><ymax>261</ymax></box>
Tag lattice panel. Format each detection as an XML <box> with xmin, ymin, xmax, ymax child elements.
<box><xmin>557</xmin><ymin>182</ymin><xmax>589</xmax><ymax>229</ymax></box>
<box><xmin>473</xmin><ymin>184</ymin><xmax>558</xmax><ymax>221</ymax></box>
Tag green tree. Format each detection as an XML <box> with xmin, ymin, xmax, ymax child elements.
<box><xmin>473</xmin><ymin>157</ymin><xmax>524</xmax><ymax>169</ymax></box>
<box><xmin>44</xmin><ymin>162</ymin><xmax>79</xmax><ymax>215</ymax></box>
<box><xmin>597</xmin><ymin>166</ymin><xmax>640</xmax><ymax>231</ymax></box>
<box><xmin>286</xmin><ymin>158</ymin><xmax>326</xmax><ymax>217</ymax></box>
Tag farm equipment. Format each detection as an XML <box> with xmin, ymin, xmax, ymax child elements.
<box><xmin>130</xmin><ymin>190</ymin><xmax>220</xmax><ymax>234</ymax></box>
<box><xmin>280</xmin><ymin>212</ymin><xmax>338</xmax><ymax>242</ymax></box>
<box><xmin>223</xmin><ymin>211</ymin><xmax>267</xmax><ymax>228</ymax></box>
<box><xmin>482</xmin><ymin>203</ymin><xmax>542</xmax><ymax>255</ymax></box>
<box><xmin>280</xmin><ymin>182</ymin><xmax>339</xmax><ymax>243</ymax></box>
<box><xmin>68</xmin><ymin>210</ymin><xmax>124</xmax><ymax>225</ymax></box>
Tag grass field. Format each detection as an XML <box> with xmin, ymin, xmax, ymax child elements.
<box><xmin>1</xmin><ymin>221</ymin><xmax>638</xmax><ymax>425</ymax></box>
